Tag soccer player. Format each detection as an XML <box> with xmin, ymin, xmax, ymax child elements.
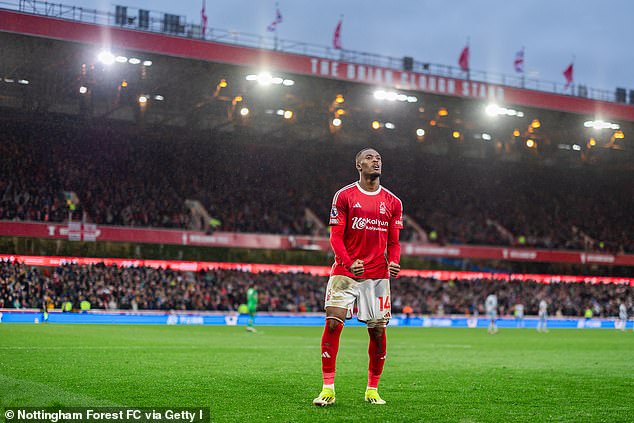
<box><xmin>246</xmin><ymin>285</ymin><xmax>258</xmax><ymax>332</ymax></box>
<box><xmin>537</xmin><ymin>299</ymin><xmax>548</xmax><ymax>333</ymax></box>
<box><xmin>485</xmin><ymin>294</ymin><xmax>498</xmax><ymax>334</ymax></box>
<box><xmin>618</xmin><ymin>303</ymin><xmax>628</xmax><ymax>332</ymax></box>
<box><xmin>514</xmin><ymin>302</ymin><xmax>525</xmax><ymax>328</ymax></box>
<box><xmin>313</xmin><ymin>148</ymin><xmax>403</xmax><ymax>407</ymax></box>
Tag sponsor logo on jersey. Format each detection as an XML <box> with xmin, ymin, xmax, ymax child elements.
<box><xmin>353</xmin><ymin>202</ymin><xmax>362</xmax><ymax>208</ymax></box>
<box><xmin>379</xmin><ymin>202</ymin><xmax>386</xmax><ymax>214</ymax></box>
<box><xmin>351</xmin><ymin>216</ymin><xmax>389</xmax><ymax>230</ymax></box>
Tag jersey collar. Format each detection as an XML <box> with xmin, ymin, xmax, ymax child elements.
<box><xmin>355</xmin><ymin>182</ymin><xmax>382</xmax><ymax>196</ymax></box>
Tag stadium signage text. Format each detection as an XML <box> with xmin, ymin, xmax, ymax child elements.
<box><xmin>309</xmin><ymin>58</ymin><xmax>505</xmax><ymax>101</ymax></box>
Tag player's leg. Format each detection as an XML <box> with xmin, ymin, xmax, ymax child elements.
<box><xmin>314</xmin><ymin>276</ymin><xmax>357</xmax><ymax>406</ymax></box>
<box><xmin>246</xmin><ymin>307</ymin><xmax>256</xmax><ymax>332</ymax></box>
<box><xmin>358</xmin><ymin>278</ymin><xmax>390</xmax><ymax>404</ymax></box>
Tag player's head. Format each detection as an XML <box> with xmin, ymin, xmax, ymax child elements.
<box><xmin>355</xmin><ymin>148</ymin><xmax>381</xmax><ymax>179</ymax></box>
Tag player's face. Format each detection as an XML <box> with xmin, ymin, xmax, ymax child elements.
<box><xmin>357</xmin><ymin>149</ymin><xmax>382</xmax><ymax>178</ymax></box>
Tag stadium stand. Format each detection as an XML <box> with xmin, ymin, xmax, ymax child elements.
<box><xmin>1</xmin><ymin>119</ymin><xmax>632</xmax><ymax>253</ymax></box>
<box><xmin>1</xmin><ymin>260</ymin><xmax>632</xmax><ymax>317</ymax></box>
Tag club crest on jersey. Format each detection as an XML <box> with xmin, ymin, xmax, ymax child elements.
<box><xmin>379</xmin><ymin>202</ymin><xmax>386</xmax><ymax>214</ymax></box>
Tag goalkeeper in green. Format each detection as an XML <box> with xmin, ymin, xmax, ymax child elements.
<box><xmin>246</xmin><ymin>285</ymin><xmax>258</xmax><ymax>332</ymax></box>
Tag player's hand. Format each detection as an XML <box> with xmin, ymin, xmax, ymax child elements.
<box><xmin>388</xmin><ymin>262</ymin><xmax>401</xmax><ymax>278</ymax></box>
<box><xmin>349</xmin><ymin>259</ymin><xmax>364</xmax><ymax>276</ymax></box>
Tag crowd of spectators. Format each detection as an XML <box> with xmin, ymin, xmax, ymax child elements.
<box><xmin>1</xmin><ymin>261</ymin><xmax>632</xmax><ymax>317</ymax></box>
<box><xmin>1</xmin><ymin>120</ymin><xmax>632</xmax><ymax>252</ymax></box>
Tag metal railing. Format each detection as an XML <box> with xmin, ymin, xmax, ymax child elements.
<box><xmin>2</xmin><ymin>0</ymin><xmax>622</xmax><ymax>103</ymax></box>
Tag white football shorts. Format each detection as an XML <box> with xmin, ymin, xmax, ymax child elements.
<box><xmin>324</xmin><ymin>275</ymin><xmax>391</xmax><ymax>325</ymax></box>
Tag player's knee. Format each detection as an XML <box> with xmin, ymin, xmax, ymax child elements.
<box><xmin>367</xmin><ymin>324</ymin><xmax>386</xmax><ymax>339</ymax></box>
<box><xmin>325</xmin><ymin>317</ymin><xmax>344</xmax><ymax>332</ymax></box>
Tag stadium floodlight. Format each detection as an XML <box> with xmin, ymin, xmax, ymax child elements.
<box><xmin>584</xmin><ymin>120</ymin><xmax>620</xmax><ymax>130</ymax></box>
<box><xmin>79</xmin><ymin>86</ymin><xmax>88</xmax><ymax>94</ymax></box>
<box><xmin>283</xmin><ymin>110</ymin><xmax>293</xmax><ymax>119</ymax></box>
<box><xmin>452</xmin><ymin>130</ymin><xmax>461</xmax><ymax>139</ymax></box>
<box><xmin>513</xmin><ymin>129</ymin><xmax>520</xmax><ymax>137</ymax></box>
<box><xmin>128</xmin><ymin>58</ymin><xmax>141</xmax><ymax>65</ymax></box>
<box><xmin>614</xmin><ymin>130</ymin><xmax>625</xmax><ymax>139</ymax></box>
<box><xmin>246</xmin><ymin>74</ymin><xmax>258</xmax><ymax>81</ymax></box>
<box><xmin>335</xmin><ymin>94</ymin><xmax>345</xmax><ymax>104</ymax></box>
<box><xmin>416</xmin><ymin>128</ymin><xmax>425</xmax><ymax>137</ymax></box>
<box><xmin>282</xmin><ymin>79</ymin><xmax>294</xmax><ymax>86</ymax></box>
<box><xmin>396</xmin><ymin>94</ymin><xmax>408</xmax><ymax>102</ymax></box>
<box><xmin>572</xmin><ymin>144</ymin><xmax>581</xmax><ymax>151</ymax></box>
<box><xmin>153</xmin><ymin>95</ymin><xmax>164</xmax><ymax>101</ymax></box>
<box><xmin>557</xmin><ymin>144</ymin><xmax>571</xmax><ymax>150</ymax></box>
<box><xmin>531</xmin><ymin>119</ymin><xmax>541</xmax><ymax>129</ymax></box>
<box><xmin>482</xmin><ymin>133</ymin><xmax>492</xmax><ymax>141</ymax></box>
<box><xmin>486</xmin><ymin>103</ymin><xmax>524</xmax><ymax>118</ymax></box>
<box><xmin>438</xmin><ymin>108</ymin><xmax>448</xmax><ymax>117</ymax></box>
<box><xmin>18</xmin><ymin>79</ymin><xmax>29</xmax><ymax>85</ymax></box>
<box><xmin>371</xmin><ymin>120</ymin><xmax>381</xmax><ymax>130</ymax></box>
<box><xmin>407</xmin><ymin>96</ymin><xmax>418</xmax><ymax>103</ymax></box>
<box><xmin>115</xmin><ymin>56</ymin><xmax>128</xmax><ymax>63</ymax></box>
<box><xmin>332</xmin><ymin>118</ymin><xmax>342</xmax><ymax>127</ymax></box>
<box><xmin>276</xmin><ymin>109</ymin><xmax>285</xmax><ymax>116</ymax></box>
<box><xmin>386</xmin><ymin>91</ymin><xmax>398</xmax><ymax>101</ymax></box>
<box><xmin>588</xmin><ymin>137</ymin><xmax>597</xmax><ymax>146</ymax></box>
<box><xmin>257</xmin><ymin>72</ymin><xmax>273</xmax><ymax>85</ymax></box>
<box><xmin>526</xmin><ymin>139</ymin><xmax>536</xmax><ymax>148</ymax></box>
<box><xmin>138</xmin><ymin>95</ymin><xmax>148</xmax><ymax>104</ymax></box>
<box><xmin>374</xmin><ymin>90</ymin><xmax>387</xmax><ymax>100</ymax></box>
<box><xmin>240</xmin><ymin>107</ymin><xmax>249</xmax><ymax>116</ymax></box>
<box><xmin>271</xmin><ymin>77</ymin><xmax>284</xmax><ymax>85</ymax></box>
<box><xmin>485</xmin><ymin>104</ymin><xmax>499</xmax><ymax>116</ymax></box>
<box><xmin>97</xmin><ymin>51</ymin><xmax>115</xmax><ymax>65</ymax></box>
<box><xmin>143</xmin><ymin>60</ymin><xmax>152</xmax><ymax>66</ymax></box>
<box><xmin>385</xmin><ymin>122</ymin><xmax>395</xmax><ymax>129</ymax></box>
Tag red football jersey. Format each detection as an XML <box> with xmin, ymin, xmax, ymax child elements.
<box><xmin>329</xmin><ymin>182</ymin><xmax>403</xmax><ymax>278</ymax></box>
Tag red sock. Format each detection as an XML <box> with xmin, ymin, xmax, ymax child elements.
<box><xmin>367</xmin><ymin>328</ymin><xmax>387</xmax><ymax>389</ymax></box>
<box><xmin>321</xmin><ymin>319</ymin><xmax>344</xmax><ymax>385</ymax></box>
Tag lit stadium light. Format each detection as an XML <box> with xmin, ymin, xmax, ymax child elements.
<box><xmin>79</xmin><ymin>86</ymin><xmax>88</xmax><ymax>94</ymax></box>
<box><xmin>526</xmin><ymin>139</ymin><xmax>536</xmax><ymax>148</ymax></box>
<box><xmin>276</xmin><ymin>109</ymin><xmax>285</xmax><ymax>116</ymax></box>
<box><xmin>386</xmin><ymin>91</ymin><xmax>398</xmax><ymax>101</ymax></box>
<box><xmin>584</xmin><ymin>120</ymin><xmax>620</xmax><ymax>130</ymax></box>
<box><xmin>429</xmin><ymin>119</ymin><xmax>437</xmax><ymax>126</ymax></box>
<box><xmin>128</xmin><ymin>58</ymin><xmax>141</xmax><ymax>65</ymax></box>
<box><xmin>589</xmin><ymin>137</ymin><xmax>597</xmax><ymax>147</ymax></box>
<box><xmin>246</xmin><ymin>74</ymin><xmax>258</xmax><ymax>81</ymax></box>
<box><xmin>572</xmin><ymin>144</ymin><xmax>581</xmax><ymax>151</ymax></box>
<box><xmin>257</xmin><ymin>72</ymin><xmax>273</xmax><ymax>85</ymax></box>
<box><xmin>271</xmin><ymin>77</ymin><xmax>284</xmax><ymax>84</ymax></box>
<box><xmin>416</xmin><ymin>128</ymin><xmax>425</xmax><ymax>137</ymax></box>
<box><xmin>438</xmin><ymin>108</ymin><xmax>448</xmax><ymax>117</ymax></box>
<box><xmin>335</xmin><ymin>109</ymin><xmax>345</xmax><ymax>116</ymax></box>
<box><xmin>332</xmin><ymin>118</ymin><xmax>342</xmax><ymax>127</ymax></box>
<box><xmin>482</xmin><ymin>133</ymin><xmax>492</xmax><ymax>141</ymax></box>
<box><xmin>240</xmin><ymin>107</ymin><xmax>249</xmax><ymax>116</ymax></box>
<box><xmin>371</xmin><ymin>120</ymin><xmax>381</xmax><ymax>130</ymax></box>
<box><xmin>115</xmin><ymin>56</ymin><xmax>127</xmax><ymax>63</ymax></box>
<box><xmin>97</xmin><ymin>51</ymin><xmax>115</xmax><ymax>65</ymax></box>
<box><xmin>283</xmin><ymin>110</ymin><xmax>293</xmax><ymax>119</ymax></box>
<box><xmin>374</xmin><ymin>90</ymin><xmax>387</xmax><ymax>100</ymax></box>
<box><xmin>396</xmin><ymin>94</ymin><xmax>407</xmax><ymax>102</ymax></box>
<box><xmin>452</xmin><ymin>130</ymin><xmax>461</xmax><ymax>139</ymax></box>
<box><xmin>385</xmin><ymin>122</ymin><xmax>395</xmax><ymax>129</ymax></box>
<box><xmin>143</xmin><ymin>60</ymin><xmax>152</xmax><ymax>67</ymax></box>
<box><xmin>407</xmin><ymin>96</ymin><xmax>418</xmax><ymax>103</ymax></box>
<box><xmin>153</xmin><ymin>95</ymin><xmax>164</xmax><ymax>101</ymax></box>
<box><xmin>18</xmin><ymin>79</ymin><xmax>29</xmax><ymax>85</ymax></box>
<box><xmin>513</xmin><ymin>129</ymin><xmax>520</xmax><ymax>137</ymax></box>
<box><xmin>531</xmin><ymin>119</ymin><xmax>541</xmax><ymax>129</ymax></box>
<box><xmin>335</xmin><ymin>94</ymin><xmax>345</xmax><ymax>104</ymax></box>
<box><xmin>121</xmin><ymin>80</ymin><xmax>128</xmax><ymax>87</ymax></box>
<box><xmin>614</xmin><ymin>130</ymin><xmax>625</xmax><ymax>139</ymax></box>
<box><xmin>282</xmin><ymin>79</ymin><xmax>294</xmax><ymax>86</ymax></box>
<box><xmin>219</xmin><ymin>79</ymin><xmax>228</xmax><ymax>88</ymax></box>
<box><xmin>138</xmin><ymin>95</ymin><xmax>148</xmax><ymax>104</ymax></box>
<box><xmin>233</xmin><ymin>95</ymin><xmax>243</xmax><ymax>103</ymax></box>
<box><xmin>486</xmin><ymin>104</ymin><xmax>524</xmax><ymax>118</ymax></box>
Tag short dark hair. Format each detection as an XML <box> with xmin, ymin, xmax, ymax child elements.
<box><xmin>355</xmin><ymin>147</ymin><xmax>378</xmax><ymax>163</ymax></box>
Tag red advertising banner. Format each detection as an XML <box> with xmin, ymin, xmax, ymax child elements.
<box><xmin>1</xmin><ymin>221</ymin><xmax>633</xmax><ymax>267</ymax></box>
<box><xmin>1</xmin><ymin>10</ymin><xmax>633</xmax><ymax>121</ymax></box>
<box><xmin>0</xmin><ymin>254</ymin><xmax>632</xmax><ymax>285</ymax></box>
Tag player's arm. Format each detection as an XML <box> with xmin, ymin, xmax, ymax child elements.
<box><xmin>329</xmin><ymin>193</ymin><xmax>363</xmax><ymax>275</ymax></box>
<box><xmin>387</xmin><ymin>199</ymin><xmax>403</xmax><ymax>278</ymax></box>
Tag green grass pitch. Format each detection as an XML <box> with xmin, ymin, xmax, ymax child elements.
<box><xmin>1</xmin><ymin>324</ymin><xmax>634</xmax><ymax>422</ymax></box>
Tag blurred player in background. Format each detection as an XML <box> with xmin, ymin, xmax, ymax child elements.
<box><xmin>618</xmin><ymin>303</ymin><xmax>628</xmax><ymax>332</ymax></box>
<box><xmin>485</xmin><ymin>294</ymin><xmax>498</xmax><ymax>334</ymax></box>
<box><xmin>313</xmin><ymin>148</ymin><xmax>403</xmax><ymax>407</ymax></box>
<box><xmin>246</xmin><ymin>285</ymin><xmax>258</xmax><ymax>332</ymax></box>
<box><xmin>537</xmin><ymin>299</ymin><xmax>548</xmax><ymax>333</ymax></box>
<box><xmin>514</xmin><ymin>301</ymin><xmax>525</xmax><ymax>328</ymax></box>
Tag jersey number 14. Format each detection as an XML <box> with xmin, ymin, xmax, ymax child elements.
<box><xmin>378</xmin><ymin>296</ymin><xmax>391</xmax><ymax>311</ymax></box>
